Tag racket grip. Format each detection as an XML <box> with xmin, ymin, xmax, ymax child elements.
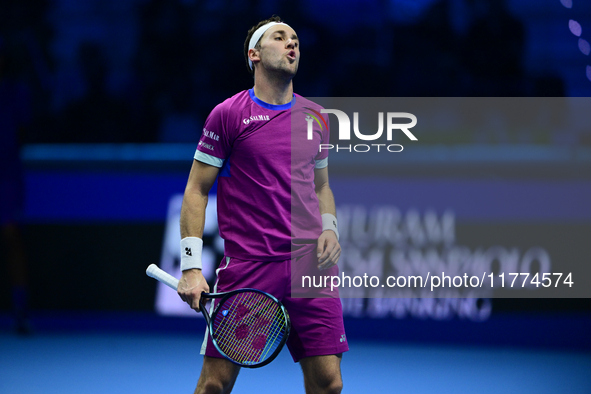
<box><xmin>146</xmin><ymin>264</ymin><xmax>179</xmax><ymax>290</ymax></box>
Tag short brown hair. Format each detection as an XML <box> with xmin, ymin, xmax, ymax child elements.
<box><xmin>244</xmin><ymin>15</ymin><xmax>284</xmax><ymax>74</ymax></box>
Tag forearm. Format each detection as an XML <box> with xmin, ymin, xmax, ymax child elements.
<box><xmin>316</xmin><ymin>184</ymin><xmax>336</xmax><ymax>216</ymax></box>
<box><xmin>177</xmin><ymin>164</ymin><xmax>214</xmax><ymax>310</ymax></box>
<box><xmin>179</xmin><ymin>189</ymin><xmax>208</xmax><ymax>239</ymax></box>
<box><xmin>315</xmin><ymin>179</ymin><xmax>341</xmax><ymax>270</ymax></box>
<box><xmin>178</xmin><ymin>192</ymin><xmax>210</xmax><ymax>310</ymax></box>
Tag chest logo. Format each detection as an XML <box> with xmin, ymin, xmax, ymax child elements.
<box><xmin>243</xmin><ymin>114</ymin><xmax>270</xmax><ymax>125</ymax></box>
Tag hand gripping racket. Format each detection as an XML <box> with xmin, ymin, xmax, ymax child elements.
<box><xmin>146</xmin><ymin>264</ymin><xmax>290</xmax><ymax>368</ymax></box>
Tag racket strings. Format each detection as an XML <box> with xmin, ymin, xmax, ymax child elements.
<box><xmin>258</xmin><ymin>311</ymin><xmax>287</xmax><ymax>361</ymax></box>
<box><xmin>212</xmin><ymin>292</ymin><xmax>287</xmax><ymax>364</ymax></box>
<box><xmin>231</xmin><ymin>305</ymin><xmax>285</xmax><ymax>362</ymax></box>
<box><xmin>215</xmin><ymin>294</ymin><xmax>275</xmax><ymax>362</ymax></box>
<box><xmin>216</xmin><ymin>294</ymin><xmax>281</xmax><ymax>362</ymax></box>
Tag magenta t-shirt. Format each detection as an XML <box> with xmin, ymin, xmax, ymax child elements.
<box><xmin>194</xmin><ymin>89</ymin><xmax>329</xmax><ymax>261</ymax></box>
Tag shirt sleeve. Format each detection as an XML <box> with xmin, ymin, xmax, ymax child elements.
<box><xmin>314</xmin><ymin>112</ymin><xmax>330</xmax><ymax>168</ymax></box>
<box><xmin>194</xmin><ymin>103</ymin><xmax>232</xmax><ymax>168</ymax></box>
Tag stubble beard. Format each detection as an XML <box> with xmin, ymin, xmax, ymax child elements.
<box><xmin>262</xmin><ymin>54</ymin><xmax>298</xmax><ymax>82</ymax></box>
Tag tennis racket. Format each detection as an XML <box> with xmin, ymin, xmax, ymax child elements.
<box><xmin>146</xmin><ymin>264</ymin><xmax>290</xmax><ymax>368</ymax></box>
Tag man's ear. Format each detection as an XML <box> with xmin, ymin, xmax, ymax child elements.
<box><xmin>249</xmin><ymin>47</ymin><xmax>260</xmax><ymax>68</ymax></box>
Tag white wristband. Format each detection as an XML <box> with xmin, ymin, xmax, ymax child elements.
<box><xmin>321</xmin><ymin>213</ymin><xmax>339</xmax><ymax>241</ymax></box>
<box><xmin>180</xmin><ymin>237</ymin><xmax>203</xmax><ymax>271</ymax></box>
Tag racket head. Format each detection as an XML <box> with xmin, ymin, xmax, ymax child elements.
<box><xmin>207</xmin><ymin>288</ymin><xmax>290</xmax><ymax>368</ymax></box>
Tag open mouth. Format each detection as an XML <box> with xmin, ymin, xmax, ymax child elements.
<box><xmin>287</xmin><ymin>50</ymin><xmax>296</xmax><ymax>60</ymax></box>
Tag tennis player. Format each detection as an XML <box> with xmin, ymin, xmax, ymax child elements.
<box><xmin>177</xmin><ymin>16</ymin><xmax>348</xmax><ymax>394</ymax></box>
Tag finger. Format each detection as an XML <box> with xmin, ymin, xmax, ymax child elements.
<box><xmin>325</xmin><ymin>247</ymin><xmax>340</xmax><ymax>266</ymax></box>
<box><xmin>195</xmin><ymin>288</ymin><xmax>210</xmax><ymax>312</ymax></box>
<box><xmin>178</xmin><ymin>291</ymin><xmax>187</xmax><ymax>303</ymax></box>
<box><xmin>192</xmin><ymin>294</ymin><xmax>200</xmax><ymax>311</ymax></box>
<box><xmin>193</xmin><ymin>290</ymin><xmax>206</xmax><ymax>311</ymax></box>
<box><xmin>322</xmin><ymin>250</ymin><xmax>341</xmax><ymax>270</ymax></box>
<box><xmin>332</xmin><ymin>249</ymin><xmax>341</xmax><ymax>266</ymax></box>
<box><xmin>318</xmin><ymin>240</ymin><xmax>336</xmax><ymax>265</ymax></box>
<box><xmin>316</xmin><ymin>237</ymin><xmax>326</xmax><ymax>260</ymax></box>
<box><xmin>319</xmin><ymin>247</ymin><xmax>341</xmax><ymax>270</ymax></box>
<box><xmin>318</xmin><ymin>238</ymin><xmax>334</xmax><ymax>264</ymax></box>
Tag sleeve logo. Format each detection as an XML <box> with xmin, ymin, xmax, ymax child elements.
<box><xmin>198</xmin><ymin>141</ymin><xmax>215</xmax><ymax>151</ymax></box>
<box><xmin>202</xmin><ymin>128</ymin><xmax>219</xmax><ymax>141</ymax></box>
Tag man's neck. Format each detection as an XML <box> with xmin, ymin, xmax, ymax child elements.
<box><xmin>252</xmin><ymin>71</ymin><xmax>294</xmax><ymax>106</ymax></box>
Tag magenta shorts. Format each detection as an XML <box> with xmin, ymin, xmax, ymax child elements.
<box><xmin>201</xmin><ymin>251</ymin><xmax>349</xmax><ymax>362</ymax></box>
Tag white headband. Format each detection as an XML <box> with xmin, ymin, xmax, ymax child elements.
<box><xmin>248</xmin><ymin>21</ymin><xmax>293</xmax><ymax>70</ymax></box>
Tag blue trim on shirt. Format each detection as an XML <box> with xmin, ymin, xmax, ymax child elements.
<box><xmin>248</xmin><ymin>88</ymin><xmax>295</xmax><ymax>110</ymax></box>
<box><xmin>219</xmin><ymin>157</ymin><xmax>231</xmax><ymax>177</ymax></box>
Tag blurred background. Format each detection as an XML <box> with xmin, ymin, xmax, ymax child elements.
<box><xmin>1</xmin><ymin>0</ymin><xmax>591</xmax><ymax>393</ymax></box>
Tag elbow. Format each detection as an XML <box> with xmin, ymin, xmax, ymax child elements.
<box><xmin>185</xmin><ymin>184</ymin><xmax>209</xmax><ymax>201</ymax></box>
<box><xmin>315</xmin><ymin>182</ymin><xmax>330</xmax><ymax>195</ymax></box>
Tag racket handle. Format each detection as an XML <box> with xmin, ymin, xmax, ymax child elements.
<box><xmin>146</xmin><ymin>264</ymin><xmax>209</xmax><ymax>317</ymax></box>
<box><xmin>146</xmin><ymin>264</ymin><xmax>179</xmax><ymax>290</ymax></box>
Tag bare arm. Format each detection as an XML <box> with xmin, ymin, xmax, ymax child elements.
<box><xmin>315</xmin><ymin>166</ymin><xmax>336</xmax><ymax>216</ymax></box>
<box><xmin>314</xmin><ymin>166</ymin><xmax>341</xmax><ymax>270</ymax></box>
<box><xmin>178</xmin><ymin>159</ymin><xmax>220</xmax><ymax>311</ymax></box>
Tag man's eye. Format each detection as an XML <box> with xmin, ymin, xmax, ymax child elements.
<box><xmin>275</xmin><ymin>37</ymin><xmax>282</xmax><ymax>40</ymax></box>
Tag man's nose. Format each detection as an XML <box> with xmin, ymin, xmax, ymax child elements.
<box><xmin>286</xmin><ymin>38</ymin><xmax>295</xmax><ymax>49</ymax></box>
